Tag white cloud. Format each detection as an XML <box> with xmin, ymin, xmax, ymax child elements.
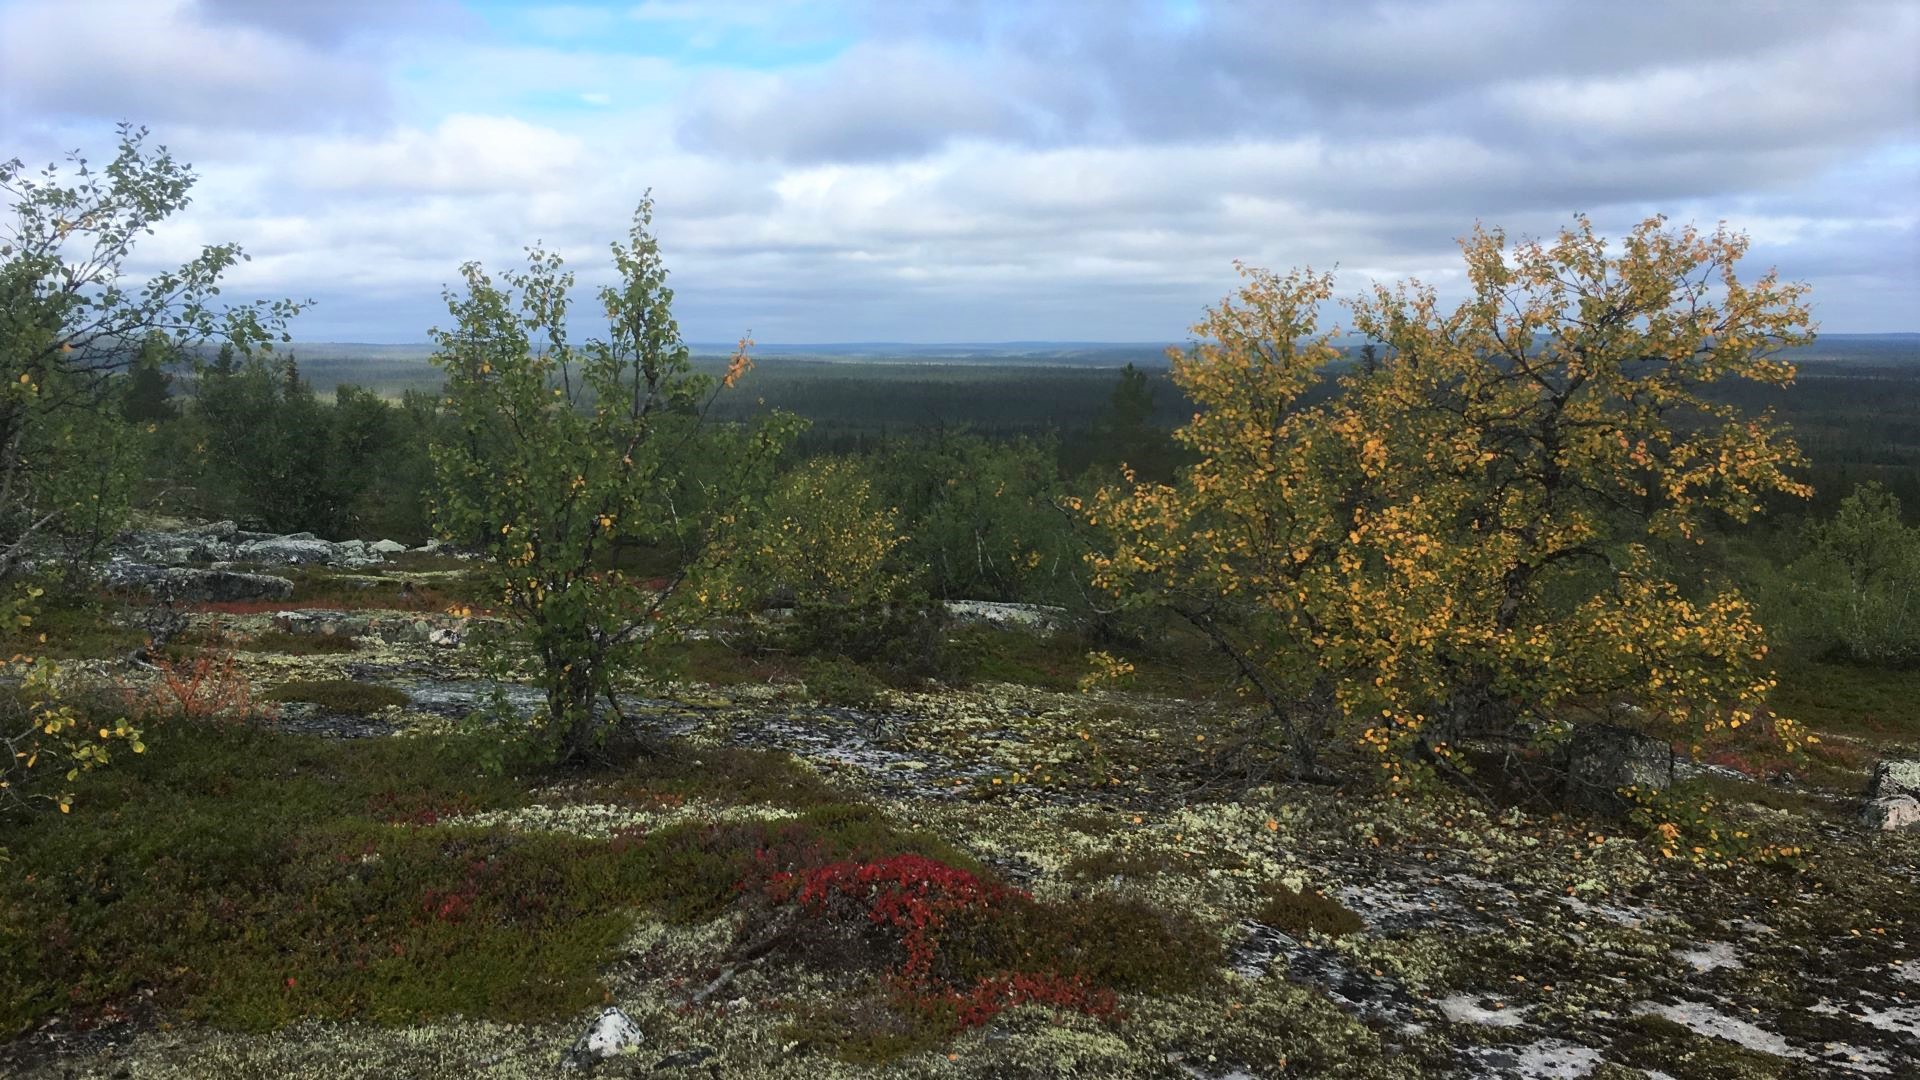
<box><xmin>3</xmin><ymin>0</ymin><xmax>1913</xmax><ymax>339</ymax></box>
<box><xmin>0</xmin><ymin>0</ymin><xmax>389</xmax><ymax>131</ymax></box>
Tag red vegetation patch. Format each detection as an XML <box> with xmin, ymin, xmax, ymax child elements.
<box><xmin>764</xmin><ymin>854</ymin><xmax>1122</xmax><ymax>1030</ymax></box>
<box><xmin>770</xmin><ymin>854</ymin><xmax>1014</xmax><ymax>982</ymax></box>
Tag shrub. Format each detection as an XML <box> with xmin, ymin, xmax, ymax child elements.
<box><xmin>803</xmin><ymin>657</ymin><xmax>888</xmax><ymax>709</ymax></box>
<box><xmin>1082</xmin><ymin>216</ymin><xmax>1816</xmax><ymax>781</ymax></box>
<box><xmin>1252</xmin><ymin>880</ymin><xmax>1365</xmax><ymax>939</ymax></box>
<box><xmin>262</xmin><ymin>679</ymin><xmax>408</xmax><ymax>716</ymax></box>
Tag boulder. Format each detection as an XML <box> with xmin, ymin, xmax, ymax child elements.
<box><xmin>564</xmin><ymin>1007</ymin><xmax>642</xmax><ymax>1069</ymax></box>
<box><xmin>369</xmin><ymin>539</ymin><xmax>409</xmax><ymax>555</ymax></box>
<box><xmin>272</xmin><ymin>610</ymin><xmax>373</xmax><ymax>638</ymax></box>
<box><xmin>1562</xmin><ymin>723</ymin><xmax>1673</xmax><ymax>815</ymax></box>
<box><xmin>119</xmin><ymin>530</ymin><xmax>236</xmax><ymax>566</ymax></box>
<box><xmin>103</xmin><ymin>563</ymin><xmax>294</xmax><ymax>604</ymax></box>
<box><xmin>238</xmin><ymin>537</ymin><xmax>339</xmax><ymax>565</ymax></box>
<box><xmin>1861</xmin><ymin>795</ymin><xmax>1920</xmax><ymax>832</ymax></box>
<box><xmin>1867</xmin><ymin>759</ymin><xmax>1920</xmax><ymax>801</ymax></box>
<box><xmin>183</xmin><ymin>520</ymin><xmax>240</xmax><ymax>542</ymax></box>
<box><xmin>1860</xmin><ymin>760</ymin><xmax>1920</xmax><ymax>831</ymax></box>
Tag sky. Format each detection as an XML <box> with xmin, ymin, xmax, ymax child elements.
<box><xmin>2</xmin><ymin>0</ymin><xmax>1916</xmax><ymax>343</ymax></box>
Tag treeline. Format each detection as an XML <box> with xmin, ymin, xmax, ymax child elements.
<box><xmin>131</xmin><ymin>345</ymin><xmax>439</xmax><ymax>541</ymax></box>
<box><xmin>121</xmin><ymin>338</ymin><xmax>1920</xmax><ymax>671</ymax></box>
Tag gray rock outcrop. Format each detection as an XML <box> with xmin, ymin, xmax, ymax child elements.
<box><xmin>102</xmin><ymin>563</ymin><xmax>295</xmax><ymax>604</ymax></box>
<box><xmin>1861</xmin><ymin>759</ymin><xmax>1920</xmax><ymax>831</ymax></box>
<box><xmin>1562</xmin><ymin>723</ymin><xmax>1674</xmax><ymax>815</ymax></box>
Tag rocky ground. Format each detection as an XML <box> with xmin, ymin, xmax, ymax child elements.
<box><xmin>5</xmin><ymin>526</ymin><xmax>1918</xmax><ymax>1079</ymax></box>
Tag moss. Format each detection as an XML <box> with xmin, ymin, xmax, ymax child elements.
<box><xmin>1609</xmin><ymin>1013</ymin><xmax>1796</xmax><ymax>1080</ymax></box>
<box><xmin>262</xmin><ymin>678</ymin><xmax>409</xmax><ymax>714</ymax></box>
<box><xmin>1252</xmin><ymin>879</ymin><xmax>1365</xmax><ymax>939</ymax></box>
<box><xmin>1059</xmin><ymin>848</ymin><xmax>1185</xmax><ymax>882</ymax></box>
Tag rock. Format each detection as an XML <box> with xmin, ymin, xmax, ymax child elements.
<box><xmin>272</xmin><ymin>610</ymin><xmax>373</xmax><ymax>638</ymax></box>
<box><xmin>1562</xmin><ymin>723</ymin><xmax>1673</xmax><ymax>814</ymax></box>
<box><xmin>1861</xmin><ymin>795</ymin><xmax>1920</xmax><ymax>831</ymax></box>
<box><xmin>239</xmin><ymin>537</ymin><xmax>339</xmax><ymax>565</ymax></box>
<box><xmin>183</xmin><ymin>520</ymin><xmax>240</xmax><ymax>542</ymax></box>
<box><xmin>1867</xmin><ymin>759</ymin><xmax>1920</xmax><ymax>802</ymax></box>
<box><xmin>427</xmin><ymin>626</ymin><xmax>463</xmax><ymax>648</ymax></box>
<box><xmin>946</xmin><ymin>599</ymin><xmax>1066</xmax><ymax>633</ymax></box>
<box><xmin>120</xmin><ymin>530</ymin><xmax>234</xmax><ymax>566</ymax></box>
<box><xmin>102</xmin><ymin>563</ymin><xmax>294</xmax><ymax>604</ymax></box>
<box><xmin>652</xmin><ymin>1046</ymin><xmax>716</xmax><ymax>1070</ymax></box>
<box><xmin>369</xmin><ymin>539</ymin><xmax>408</xmax><ymax>555</ymax></box>
<box><xmin>564</xmin><ymin>1007</ymin><xmax>642</xmax><ymax>1069</ymax></box>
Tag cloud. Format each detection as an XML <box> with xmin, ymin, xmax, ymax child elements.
<box><xmin>282</xmin><ymin>116</ymin><xmax>589</xmax><ymax>196</ymax></box>
<box><xmin>675</xmin><ymin>40</ymin><xmax>1040</xmax><ymax>162</ymax></box>
<box><xmin>0</xmin><ymin>0</ymin><xmax>389</xmax><ymax>131</ymax></box>
<box><xmin>4</xmin><ymin>0</ymin><xmax>1912</xmax><ymax>339</ymax></box>
<box><xmin>194</xmin><ymin>0</ymin><xmax>463</xmax><ymax>46</ymax></box>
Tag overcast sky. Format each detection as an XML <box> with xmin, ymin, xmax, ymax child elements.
<box><xmin>3</xmin><ymin>0</ymin><xmax>1916</xmax><ymax>342</ymax></box>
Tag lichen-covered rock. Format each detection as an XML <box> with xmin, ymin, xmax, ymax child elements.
<box><xmin>1861</xmin><ymin>795</ymin><xmax>1920</xmax><ymax>831</ymax></box>
<box><xmin>563</xmin><ymin>1007</ymin><xmax>642</xmax><ymax>1069</ymax></box>
<box><xmin>1562</xmin><ymin>723</ymin><xmax>1673</xmax><ymax>814</ymax></box>
<box><xmin>102</xmin><ymin>563</ymin><xmax>295</xmax><ymax>603</ymax></box>
<box><xmin>271</xmin><ymin>610</ymin><xmax>374</xmax><ymax>637</ymax></box>
<box><xmin>369</xmin><ymin>539</ymin><xmax>408</xmax><ymax>555</ymax></box>
<box><xmin>1867</xmin><ymin>759</ymin><xmax>1920</xmax><ymax>802</ymax></box>
<box><xmin>239</xmin><ymin>537</ymin><xmax>340</xmax><ymax>565</ymax></box>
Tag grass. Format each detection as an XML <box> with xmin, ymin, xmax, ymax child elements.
<box><xmin>1768</xmin><ymin>654</ymin><xmax>1920</xmax><ymax>748</ymax></box>
<box><xmin>262</xmin><ymin>679</ymin><xmax>411</xmax><ymax>715</ymax></box>
<box><xmin>0</xmin><ymin>599</ymin><xmax>145</xmax><ymax>659</ymax></box>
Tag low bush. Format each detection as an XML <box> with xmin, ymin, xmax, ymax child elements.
<box><xmin>803</xmin><ymin>657</ymin><xmax>888</xmax><ymax>708</ymax></box>
<box><xmin>1252</xmin><ymin>880</ymin><xmax>1366</xmax><ymax>939</ymax></box>
<box><xmin>262</xmin><ymin>679</ymin><xmax>409</xmax><ymax>715</ymax></box>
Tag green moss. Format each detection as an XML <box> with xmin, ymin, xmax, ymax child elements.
<box><xmin>1059</xmin><ymin>848</ymin><xmax>1185</xmax><ymax>882</ymax></box>
<box><xmin>1609</xmin><ymin>1013</ymin><xmax>1795</xmax><ymax>1080</ymax></box>
<box><xmin>262</xmin><ymin>679</ymin><xmax>409</xmax><ymax>714</ymax></box>
<box><xmin>1252</xmin><ymin>880</ymin><xmax>1365</xmax><ymax>939</ymax></box>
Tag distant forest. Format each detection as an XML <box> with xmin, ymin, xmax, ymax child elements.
<box><xmin>169</xmin><ymin>336</ymin><xmax>1920</xmax><ymax>522</ymax></box>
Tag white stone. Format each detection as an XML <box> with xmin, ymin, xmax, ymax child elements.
<box><xmin>565</xmin><ymin>1006</ymin><xmax>642</xmax><ymax>1068</ymax></box>
<box><xmin>369</xmin><ymin>539</ymin><xmax>408</xmax><ymax>555</ymax></box>
<box><xmin>1860</xmin><ymin>795</ymin><xmax>1920</xmax><ymax>831</ymax></box>
<box><xmin>1674</xmin><ymin>941</ymin><xmax>1743</xmax><ymax>973</ymax></box>
<box><xmin>1435</xmin><ymin>993</ymin><xmax>1529</xmax><ymax>1027</ymax></box>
